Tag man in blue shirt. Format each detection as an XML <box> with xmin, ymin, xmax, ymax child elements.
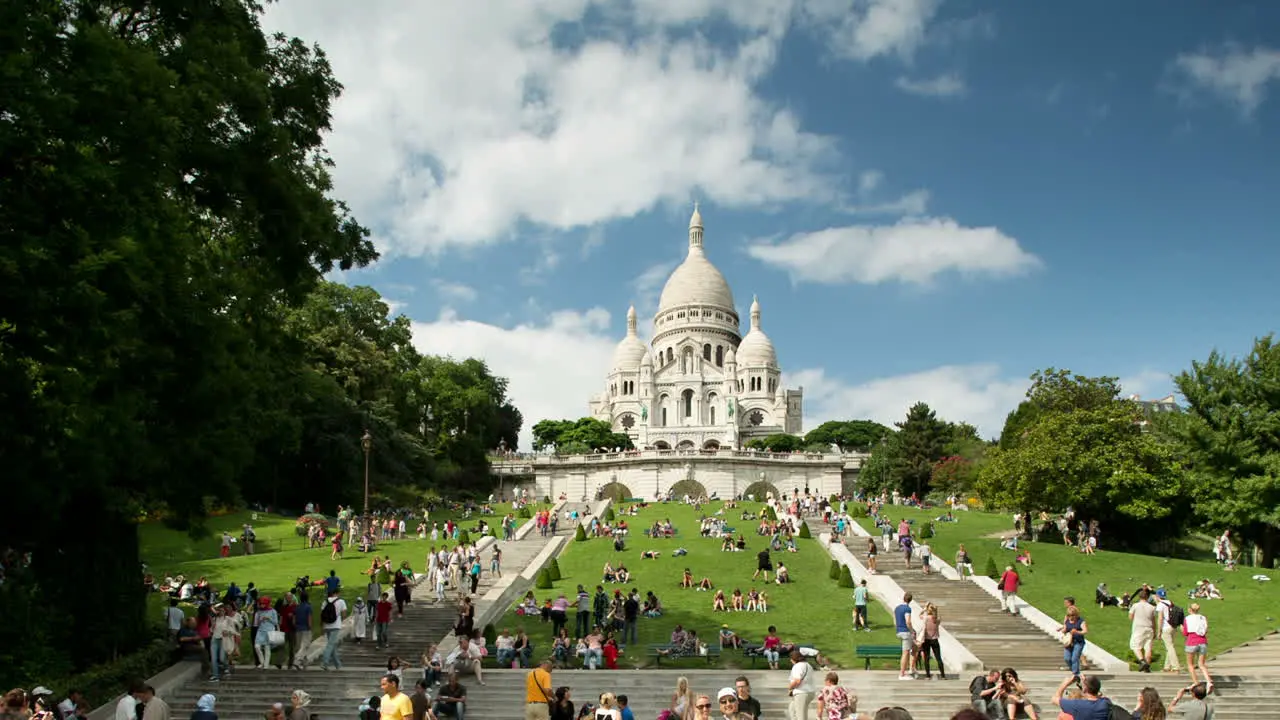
<box><xmin>1052</xmin><ymin>674</ymin><xmax>1112</xmax><ymax>720</ymax></box>
<box><xmin>894</xmin><ymin>592</ymin><xmax>915</xmax><ymax>680</ymax></box>
<box><xmin>852</xmin><ymin>580</ymin><xmax>870</xmax><ymax>632</ymax></box>
<box><xmin>325</xmin><ymin>570</ymin><xmax>341</xmax><ymax>596</ymax></box>
<box><xmin>618</xmin><ymin>695</ymin><xmax>635</xmax><ymax>720</ymax></box>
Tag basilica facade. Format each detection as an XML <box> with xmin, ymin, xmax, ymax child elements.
<box><xmin>589</xmin><ymin>207</ymin><xmax>803</xmax><ymax>449</ymax></box>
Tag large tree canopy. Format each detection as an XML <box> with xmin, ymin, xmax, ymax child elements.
<box><xmin>1164</xmin><ymin>336</ymin><xmax>1280</xmax><ymax>567</ymax></box>
<box><xmin>977</xmin><ymin>369</ymin><xmax>1183</xmax><ymax>545</ymax></box>
<box><xmin>803</xmin><ymin>419</ymin><xmax>891</xmax><ymax>452</ymax></box>
<box><xmin>531</xmin><ymin>418</ymin><xmax>634</xmax><ymax>454</ymax></box>
<box><xmin>0</xmin><ymin>0</ymin><xmax>521</xmax><ymax>690</ymax></box>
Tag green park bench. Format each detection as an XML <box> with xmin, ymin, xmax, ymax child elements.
<box><xmin>855</xmin><ymin>644</ymin><xmax>902</xmax><ymax>670</ymax></box>
<box><xmin>647</xmin><ymin>643</ymin><xmax>721</xmax><ymax>665</ymax></box>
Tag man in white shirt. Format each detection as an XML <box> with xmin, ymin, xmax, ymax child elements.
<box><xmin>319</xmin><ymin>589</ymin><xmax>348</xmax><ymax>670</ymax></box>
<box><xmin>164</xmin><ymin>599</ymin><xmax>185</xmax><ymax>641</ymax></box>
<box><xmin>786</xmin><ymin>649</ymin><xmax>816</xmax><ymax>720</ymax></box>
<box><xmin>1155</xmin><ymin>589</ymin><xmax>1181</xmax><ymax>673</ymax></box>
<box><xmin>114</xmin><ymin>684</ymin><xmax>143</xmax><ymax>720</ymax></box>
<box><xmin>1128</xmin><ymin>589</ymin><xmax>1157</xmax><ymax>673</ymax></box>
<box><xmin>446</xmin><ymin>636</ymin><xmax>486</xmax><ymax>685</ymax></box>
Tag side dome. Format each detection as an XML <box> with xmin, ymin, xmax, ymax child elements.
<box><xmin>611</xmin><ymin>306</ymin><xmax>647</xmax><ymax>370</ymax></box>
<box><xmin>656</xmin><ymin>205</ymin><xmax>736</xmax><ymax>313</ymax></box>
<box><xmin>737</xmin><ymin>295</ymin><xmax>778</xmax><ymax>368</ymax></box>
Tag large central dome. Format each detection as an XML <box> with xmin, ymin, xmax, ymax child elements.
<box><xmin>657</xmin><ymin>205</ymin><xmax>736</xmax><ymax>313</ymax></box>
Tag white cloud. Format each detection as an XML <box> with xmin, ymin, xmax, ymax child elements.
<box><xmin>411</xmin><ymin>308</ymin><xmax>617</xmax><ymax>449</ymax></box>
<box><xmin>431</xmin><ymin>280</ymin><xmax>479</xmax><ymax>304</ymax></box>
<box><xmin>803</xmin><ymin>0</ymin><xmax>943</xmax><ymax>61</ymax></box>
<box><xmin>895</xmin><ymin>73</ymin><xmax>967</xmax><ymax>98</ymax></box>
<box><xmin>858</xmin><ymin>170</ymin><xmax>884</xmax><ymax>194</ymax></box>
<box><xmin>1173</xmin><ymin>45</ymin><xmax>1280</xmax><ymax>117</ymax></box>
<box><xmin>1118</xmin><ymin>369</ymin><xmax>1174</xmax><ymax>401</ymax></box>
<box><xmin>788</xmin><ymin>364</ymin><xmax>1028</xmax><ymax>438</ymax></box>
<box><xmin>261</xmin><ymin>1</ymin><xmax>959</xmax><ymax>256</ymax></box>
<box><xmin>843</xmin><ymin>189</ymin><xmax>931</xmax><ymax>216</ymax></box>
<box><xmin>747</xmin><ymin>217</ymin><xmax>1041</xmax><ymax>285</ymax></box>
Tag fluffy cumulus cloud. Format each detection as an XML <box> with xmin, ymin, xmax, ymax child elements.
<box><xmin>747</xmin><ymin>217</ymin><xmax>1041</xmax><ymax>285</ymax></box>
<box><xmin>787</xmin><ymin>365</ymin><xmax>1029</xmax><ymax>438</ymax></box>
<box><xmin>261</xmin><ymin>0</ymin><xmax>950</xmax><ymax>255</ymax></box>
<box><xmin>1173</xmin><ymin>45</ymin><xmax>1280</xmax><ymax>117</ymax></box>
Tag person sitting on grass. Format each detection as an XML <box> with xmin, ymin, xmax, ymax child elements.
<box><xmin>731</xmin><ymin>588</ymin><xmax>744</xmax><ymax>611</ymax></box>
<box><xmin>644</xmin><ymin>592</ymin><xmax>664</xmax><ymax>617</ymax></box>
<box><xmin>603</xmin><ymin>562</ymin><xmax>616</xmax><ymax>584</ymax></box>
<box><xmin>721</xmin><ymin>537</ymin><xmax>735</xmax><ymax>552</ymax></box>
<box><xmin>697</xmin><ymin>577</ymin><xmax>713</xmax><ymax>592</ymax></box>
<box><xmin>681</xmin><ymin>569</ymin><xmax>694</xmax><ymax>588</ymax></box>
<box><xmin>1016</xmin><ymin>550</ymin><xmax>1033</xmax><ymax>567</ymax></box>
<box><xmin>641</xmin><ymin>550</ymin><xmax>660</xmax><ymax>560</ymax></box>
<box><xmin>757</xmin><ymin>590</ymin><xmax>769</xmax><ymax>612</ymax></box>
<box><xmin>775</xmin><ymin>563</ymin><xmax>790</xmax><ymax>584</ymax></box>
<box><xmin>615</xmin><ymin>565</ymin><xmax>631</xmax><ymax>584</ymax></box>
<box><xmin>713</xmin><ymin>589</ymin><xmax>727</xmax><ymax>612</ymax></box>
<box><xmin>745</xmin><ymin>588</ymin><xmax>759</xmax><ymax>612</ymax></box>
<box><xmin>719</xmin><ymin>624</ymin><xmax>742</xmax><ymax>649</ymax></box>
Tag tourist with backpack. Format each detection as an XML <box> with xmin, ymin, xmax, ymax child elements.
<box><xmin>1156</xmin><ymin>589</ymin><xmax>1183</xmax><ymax>673</ymax></box>
<box><xmin>319</xmin><ymin>588</ymin><xmax>348</xmax><ymax>670</ymax></box>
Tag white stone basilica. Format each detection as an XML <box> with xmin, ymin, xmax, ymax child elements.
<box><xmin>589</xmin><ymin>207</ymin><xmax>802</xmax><ymax>450</ymax></box>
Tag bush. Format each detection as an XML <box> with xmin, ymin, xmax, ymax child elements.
<box><xmin>294</xmin><ymin>512</ymin><xmax>329</xmax><ymax>536</ymax></box>
<box><xmin>536</xmin><ymin>568</ymin><xmax>553</xmax><ymax>589</ymax></box>
<box><xmin>829</xmin><ymin>559</ymin><xmax>841</xmax><ymax>580</ymax></box>
<box><xmin>761</xmin><ymin>506</ymin><xmax>777</xmax><ymax>521</ymax></box>
<box><xmin>53</xmin><ymin>636</ymin><xmax>173</xmax><ymax>707</ymax></box>
<box><xmin>605</xmin><ymin>507</ymin><xmax>616</xmax><ymax>522</ymax></box>
<box><xmin>458</xmin><ymin>530</ymin><xmax>472</xmax><ymax>545</ymax></box>
<box><xmin>518</xmin><ymin>507</ymin><xmax>533</xmax><ymax>519</ymax></box>
<box><xmin>798</xmin><ymin>521</ymin><xmax>811</xmax><ymax>539</ymax></box>
<box><xmin>487</xmin><ymin>527</ymin><xmax>497</xmax><ymax>538</ymax></box>
<box><xmin>838</xmin><ymin>565</ymin><xmax>855</xmax><ymax>588</ymax></box>
<box><xmin>919</xmin><ymin>522</ymin><xmax>935</xmax><ymax>540</ymax></box>
<box><xmin>549</xmin><ymin>558</ymin><xmax>562</xmax><ymax>581</ymax></box>
<box><xmin>829</xmin><ymin>494</ymin><xmax>841</xmax><ymax>506</ymax></box>
<box><xmin>984</xmin><ymin>556</ymin><xmax>1000</xmax><ymax>580</ymax></box>
<box><xmin>847</xmin><ymin>504</ymin><xmax>869</xmax><ymax>519</ymax></box>
<box><xmin>574</xmin><ymin>525</ymin><xmax>587</xmax><ymax>542</ymax></box>
<box><xmin>483</xmin><ymin>623</ymin><xmax>497</xmax><ymax>647</ymax></box>
<box><xmin>543</xmin><ymin>496</ymin><xmax>551</xmax><ymax>504</ymax></box>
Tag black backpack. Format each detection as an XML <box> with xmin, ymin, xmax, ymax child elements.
<box><xmin>1107</xmin><ymin>701</ymin><xmax>1130</xmax><ymax>720</ymax></box>
<box><xmin>1166</xmin><ymin>603</ymin><xmax>1185</xmax><ymax>629</ymax></box>
<box><xmin>320</xmin><ymin>599</ymin><xmax>338</xmax><ymax>624</ymax></box>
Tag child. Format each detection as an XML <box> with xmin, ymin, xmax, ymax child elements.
<box><xmin>918</xmin><ymin>542</ymin><xmax>932</xmax><ymax>574</ymax></box>
<box><xmin>352</xmin><ymin>598</ymin><xmax>368</xmax><ymax>643</ymax></box>
<box><xmin>386</xmin><ymin>656</ymin><xmax>405</xmax><ymax>683</ymax></box>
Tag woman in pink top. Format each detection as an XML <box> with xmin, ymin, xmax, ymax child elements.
<box><xmin>1182</xmin><ymin>602</ymin><xmax>1211</xmax><ymax>689</ymax></box>
<box><xmin>762</xmin><ymin>626</ymin><xmax>782</xmax><ymax>670</ymax></box>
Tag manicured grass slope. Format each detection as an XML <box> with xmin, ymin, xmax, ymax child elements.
<box><xmin>496</xmin><ymin>501</ymin><xmax>898</xmax><ymax>669</ymax></box>
<box><xmin>857</xmin><ymin>507</ymin><xmax>1279</xmax><ymax>666</ymax></box>
<box><xmin>138</xmin><ymin>505</ymin><xmax>546</xmax><ymax>645</ymax></box>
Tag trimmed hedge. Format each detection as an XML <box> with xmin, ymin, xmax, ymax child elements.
<box><xmin>518</xmin><ymin>507</ymin><xmax>533</xmax><ymax>519</ymax></box>
<box><xmin>837</xmin><ymin>565</ymin><xmax>855</xmax><ymax>588</ymax></box>
<box><xmin>536</xmin><ymin>568</ymin><xmax>553</xmax><ymax>589</ymax></box>
<box><xmin>574</xmin><ymin>525</ymin><xmax>587</xmax><ymax>542</ymax></box>
<box><xmin>798</xmin><ymin>521</ymin><xmax>811</xmax><ymax>539</ymax></box>
<box><xmin>549</xmin><ymin>558</ymin><xmax>562</xmax><ymax>581</ymax></box>
<box><xmin>829</xmin><ymin>559</ymin><xmax>841</xmax><ymax>580</ymax></box>
<box><xmin>847</xmin><ymin>504</ymin><xmax>869</xmax><ymax>519</ymax></box>
<box><xmin>483</xmin><ymin>623</ymin><xmax>497</xmax><ymax>646</ymax></box>
<box><xmin>458</xmin><ymin>529</ymin><xmax>472</xmax><ymax>545</ymax></box>
<box><xmin>984</xmin><ymin>555</ymin><xmax>1000</xmax><ymax>580</ymax></box>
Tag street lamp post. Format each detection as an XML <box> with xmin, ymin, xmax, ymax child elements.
<box><xmin>361</xmin><ymin>429</ymin><xmax>373</xmax><ymax>531</ymax></box>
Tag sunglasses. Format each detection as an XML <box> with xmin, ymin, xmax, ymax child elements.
<box><xmin>696</xmin><ymin>705</ymin><xmax>712</xmax><ymax>709</ymax></box>
<box><xmin>720</xmin><ymin>698</ymin><xmax>738</xmax><ymax>704</ymax></box>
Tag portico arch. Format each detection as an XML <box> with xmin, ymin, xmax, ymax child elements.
<box><xmin>653</xmin><ymin>440</ymin><xmax>671</xmax><ymax>450</ymax></box>
<box><xmin>669</xmin><ymin>478</ymin><xmax>708</xmax><ymax>500</ymax></box>
<box><xmin>703</xmin><ymin>439</ymin><xmax>721</xmax><ymax>450</ymax></box>
<box><xmin>597</xmin><ymin>482</ymin><xmax>633</xmax><ymax>503</ymax></box>
<box><xmin>743</xmin><ymin>480</ymin><xmax>780</xmax><ymax>503</ymax></box>
<box><xmin>676</xmin><ymin>440</ymin><xmax>696</xmax><ymax>449</ymax></box>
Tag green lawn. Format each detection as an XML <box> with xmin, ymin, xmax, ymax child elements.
<box><xmin>856</xmin><ymin>506</ymin><xmax>1280</xmax><ymax>667</ymax></box>
<box><xmin>139</xmin><ymin>504</ymin><xmax>548</xmax><ymax>655</ymax></box>
<box><xmin>494</xmin><ymin>501</ymin><xmax>900</xmax><ymax>669</ymax></box>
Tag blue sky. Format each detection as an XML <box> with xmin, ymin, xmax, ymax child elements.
<box><xmin>264</xmin><ymin>0</ymin><xmax>1280</xmax><ymax>446</ymax></box>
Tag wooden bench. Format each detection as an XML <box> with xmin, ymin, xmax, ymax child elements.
<box><xmin>738</xmin><ymin>642</ymin><xmax>766</xmax><ymax>668</ymax></box>
<box><xmin>855</xmin><ymin>644</ymin><xmax>902</xmax><ymax>670</ymax></box>
<box><xmin>647</xmin><ymin>643</ymin><xmax>721</xmax><ymax>665</ymax></box>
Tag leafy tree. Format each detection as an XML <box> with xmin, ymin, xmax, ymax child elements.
<box><xmin>1165</xmin><ymin>336</ymin><xmax>1280</xmax><ymax>566</ymax></box>
<box><xmin>978</xmin><ymin>370</ymin><xmax>1183</xmax><ymax>546</ymax></box>
<box><xmin>745</xmin><ymin>433</ymin><xmax>803</xmax><ymax>452</ymax></box>
<box><xmin>890</xmin><ymin>403</ymin><xmax>950</xmax><ymax>497</ymax></box>
<box><xmin>532</xmin><ymin>417</ymin><xmax>632</xmax><ymax>453</ymax></box>
<box><xmin>804</xmin><ymin>420</ymin><xmax>892</xmax><ymax>452</ymax></box>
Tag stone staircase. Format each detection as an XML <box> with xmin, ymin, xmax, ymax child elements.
<box><xmin>1211</xmin><ymin>630</ymin><xmax>1280</xmax><ymax>673</ymax></box>
<box><xmin>166</xmin><ymin>668</ymin><xmax>1280</xmax><ymax>720</ymax></box>
<box><xmin>810</xmin><ymin>515</ymin><xmax>1076</xmax><ymax>671</ymax></box>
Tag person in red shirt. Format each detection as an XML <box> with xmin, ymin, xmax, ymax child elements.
<box><xmin>278</xmin><ymin>594</ymin><xmax>299</xmax><ymax>669</ymax></box>
<box><xmin>376</xmin><ymin>592</ymin><xmax>395</xmax><ymax>649</ymax></box>
<box><xmin>1000</xmin><ymin>566</ymin><xmax>1020</xmax><ymax>615</ymax></box>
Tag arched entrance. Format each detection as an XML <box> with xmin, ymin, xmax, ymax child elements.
<box><xmin>653</xmin><ymin>441</ymin><xmax>671</xmax><ymax>450</ymax></box>
<box><xmin>676</xmin><ymin>440</ymin><xmax>696</xmax><ymax>450</ymax></box>
<box><xmin>669</xmin><ymin>478</ymin><xmax>708</xmax><ymax>500</ymax></box>
<box><xmin>703</xmin><ymin>439</ymin><xmax>721</xmax><ymax>450</ymax></box>
<box><xmin>597</xmin><ymin>482</ymin><xmax>633</xmax><ymax>503</ymax></box>
<box><xmin>743</xmin><ymin>480</ymin><xmax>780</xmax><ymax>503</ymax></box>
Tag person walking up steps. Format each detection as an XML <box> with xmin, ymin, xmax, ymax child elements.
<box><xmin>999</xmin><ymin>566</ymin><xmax>1021</xmax><ymax>615</ymax></box>
<box><xmin>852</xmin><ymin>580</ymin><xmax>870</xmax><ymax>632</ymax></box>
<box><xmin>1156</xmin><ymin>589</ymin><xmax>1182</xmax><ymax>673</ymax></box>
<box><xmin>1182</xmin><ymin>603</ymin><xmax>1212</xmax><ymax>690</ymax></box>
<box><xmin>1128</xmin><ymin>589</ymin><xmax>1157</xmax><ymax>672</ymax></box>
<box><xmin>894</xmin><ymin>592</ymin><xmax>916</xmax><ymax>680</ymax></box>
